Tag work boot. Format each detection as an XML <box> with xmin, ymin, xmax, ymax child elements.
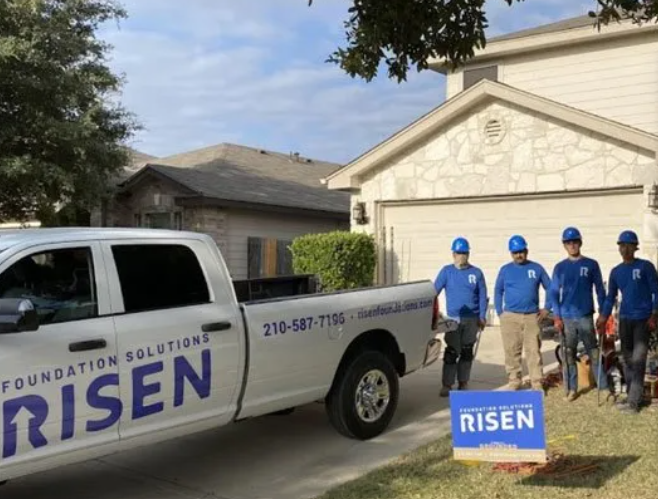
<box><xmin>440</xmin><ymin>385</ymin><xmax>452</xmax><ymax>397</ymax></box>
<box><xmin>458</xmin><ymin>381</ymin><xmax>468</xmax><ymax>391</ymax></box>
<box><xmin>566</xmin><ymin>391</ymin><xmax>578</xmax><ymax>402</ymax></box>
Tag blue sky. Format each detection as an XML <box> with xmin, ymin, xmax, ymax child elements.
<box><xmin>99</xmin><ymin>0</ymin><xmax>595</xmax><ymax>164</ymax></box>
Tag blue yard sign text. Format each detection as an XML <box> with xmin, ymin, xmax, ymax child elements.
<box><xmin>449</xmin><ymin>390</ymin><xmax>547</xmax><ymax>463</ymax></box>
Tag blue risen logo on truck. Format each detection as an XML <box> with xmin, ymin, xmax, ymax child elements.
<box><xmin>1</xmin><ymin>333</ymin><xmax>212</xmax><ymax>459</ymax></box>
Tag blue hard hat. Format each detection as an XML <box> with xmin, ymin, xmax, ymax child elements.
<box><xmin>508</xmin><ymin>235</ymin><xmax>528</xmax><ymax>252</ymax></box>
<box><xmin>451</xmin><ymin>237</ymin><xmax>470</xmax><ymax>253</ymax></box>
<box><xmin>617</xmin><ymin>230</ymin><xmax>639</xmax><ymax>245</ymax></box>
<box><xmin>562</xmin><ymin>226</ymin><xmax>582</xmax><ymax>242</ymax></box>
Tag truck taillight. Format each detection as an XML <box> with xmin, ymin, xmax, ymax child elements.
<box><xmin>431</xmin><ymin>296</ymin><xmax>439</xmax><ymax>330</ymax></box>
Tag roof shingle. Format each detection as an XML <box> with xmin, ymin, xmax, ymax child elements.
<box><xmin>123</xmin><ymin>143</ymin><xmax>349</xmax><ymax>215</ymax></box>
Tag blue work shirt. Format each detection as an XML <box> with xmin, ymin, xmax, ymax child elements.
<box><xmin>601</xmin><ymin>258</ymin><xmax>658</xmax><ymax>320</ymax></box>
<box><xmin>494</xmin><ymin>261</ymin><xmax>552</xmax><ymax>316</ymax></box>
<box><xmin>550</xmin><ymin>257</ymin><xmax>606</xmax><ymax>319</ymax></box>
<box><xmin>434</xmin><ymin>264</ymin><xmax>488</xmax><ymax>320</ymax></box>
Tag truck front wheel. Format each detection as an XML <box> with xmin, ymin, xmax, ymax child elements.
<box><xmin>326</xmin><ymin>351</ymin><xmax>399</xmax><ymax>440</ymax></box>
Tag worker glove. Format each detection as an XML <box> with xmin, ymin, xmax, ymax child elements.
<box><xmin>595</xmin><ymin>316</ymin><xmax>608</xmax><ymax>335</ymax></box>
<box><xmin>648</xmin><ymin>314</ymin><xmax>658</xmax><ymax>331</ymax></box>
<box><xmin>554</xmin><ymin>318</ymin><xmax>564</xmax><ymax>334</ymax></box>
<box><xmin>478</xmin><ymin>319</ymin><xmax>486</xmax><ymax>331</ymax></box>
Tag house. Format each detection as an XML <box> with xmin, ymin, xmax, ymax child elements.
<box><xmin>98</xmin><ymin>143</ymin><xmax>349</xmax><ymax>279</ymax></box>
<box><xmin>325</xmin><ymin>14</ymin><xmax>658</xmax><ymax>321</ymax></box>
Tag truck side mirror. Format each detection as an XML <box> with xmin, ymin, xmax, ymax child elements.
<box><xmin>0</xmin><ymin>298</ymin><xmax>39</xmax><ymax>334</ymax></box>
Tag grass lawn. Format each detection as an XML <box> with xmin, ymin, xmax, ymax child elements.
<box><xmin>316</xmin><ymin>379</ymin><xmax>658</xmax><ymax>499</ymax></box>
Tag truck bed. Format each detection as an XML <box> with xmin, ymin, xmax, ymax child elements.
<box><xmin>232</xmin><ymin>274</ymin><xmax>319</xmax><ymax>302</ymax></box>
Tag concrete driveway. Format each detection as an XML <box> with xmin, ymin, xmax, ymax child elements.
<box><xmin>4</xmin><ymin>328</ymin><xmax>559</xmax><ymax>499</ymax></box>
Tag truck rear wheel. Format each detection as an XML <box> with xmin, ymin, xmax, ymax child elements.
<box><xmin>326</xmin><ymin>350</ymin><xmax>399</xmax><ymax>440</ymax></box>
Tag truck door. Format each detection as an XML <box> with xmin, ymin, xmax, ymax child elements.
<box><xmin>100</xmin><ymin>238</ymin><xmax>243</xmax><ymax>441</ymax></box>
<box><xmin>0</xmin><ymin>242</ymin><xmax>119</xmax><ymax>469</ymax></box>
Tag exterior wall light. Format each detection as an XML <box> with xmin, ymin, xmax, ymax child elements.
<box><xmin>352</xmin><ymin>201</ymin><xmax>368</xmax><ymax>225</ymax></box>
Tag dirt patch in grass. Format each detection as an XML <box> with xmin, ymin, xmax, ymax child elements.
<box><xmin>316</xmin><ymin>386</ymin><xmax>658</xmax><ymax>499</ymax></box>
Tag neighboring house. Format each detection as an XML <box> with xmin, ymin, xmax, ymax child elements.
<box><xmin>98</xmin><ymin>143</ymin><xmax>349</xmax><ymax>279</ymax></box>
<box><xmin>325</xmin><ymin>14</ymin><xmax>658</xmax><ymax>321</ymax></box>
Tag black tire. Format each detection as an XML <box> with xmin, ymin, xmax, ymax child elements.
<box><xmin>325</xmin><ymin>350</ymin><xmax>399</xmax><ymax>440</ymax></box>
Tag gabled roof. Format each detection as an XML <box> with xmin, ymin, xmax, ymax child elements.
<box><xmin>120</xmin><ymin>143</ymin><xmax>349</xmax><ymax>215</ymax></box>
<box><xmin>490</xmin><ymin>8</ymin><xmax>658</xmax><ymax>42</ymax></box>
<box><xmin>110</xmin><ymin>148</ymin><xmax>159</xmax><ymax>186</ymax></box>
<box><xmin>489</xmin><ymin>15</ymin><xmax>595</xmax><ymax>42</ymax></box>
<box><xmin>325</xmin><ymin>80</ymin><xmax>658</xmax><ymax>190</ymax></box>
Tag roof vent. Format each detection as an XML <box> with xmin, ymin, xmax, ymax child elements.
<box><xmin>483</xmin><ymin>119</ymin><xmax>505</xmax><ymax>144</ymax></box>
<box><xmin>289</xmin><ymin>151</ymin><xmax>301</xmax><ymax>162</ymax></box>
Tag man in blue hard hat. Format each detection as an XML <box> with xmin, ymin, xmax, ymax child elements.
<box><xmin>494</xmin><ymin>235</ymin><xmax>552</xmax><ymax>391</ymax></box>
<box><xmin>549</xmin><ymin>227</ymin><xmax>607</xmax><ymax>401</ymax></box>
<box><xmin>434</xmin><ymin>237</ymin><xmax>488</xmax><ymax>397</ymax></box>
<box><xmin>596</xmin><ymin>230</ymin><xmax>658</xmax><ymax>413</ymax></box>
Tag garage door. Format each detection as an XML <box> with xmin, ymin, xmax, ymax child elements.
<box><xmin>381</xmin><ymin>189</ymin><xmax>645</xmax><ymax>318</ymax></box>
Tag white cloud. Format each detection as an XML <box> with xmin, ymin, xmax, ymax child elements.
<box><xmin>102</xmin><ymin>0</ymin><xmax>600</xmax><ymax>164</ymax></box>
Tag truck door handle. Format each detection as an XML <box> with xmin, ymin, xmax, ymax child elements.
<box><xmin>201</xmin><ymin>321</ymin><xmax>232</xmax><ymax>332</ymax></box>
<box><xmin>69</xmin><ymin>339</ymin><xmax>107</xmax><ymax>352</ymax></box>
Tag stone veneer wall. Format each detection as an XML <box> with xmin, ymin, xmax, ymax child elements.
<box><xmin>183</xmin><ymin>207</ymin><xmax>228</xmax><ymax>256</ymax></box>
<box><xmin>94</xmin><ymin>177</ymin><xmax>228</xmax><ymax>254</ymax></box>
<box><xmin>354</xmin><ymin>100</ymin><xmax>657</xmax><ymax>235</ymax></box>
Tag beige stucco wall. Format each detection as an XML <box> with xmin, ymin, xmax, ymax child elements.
<box><xmin>354</xmin><ymin>99</ymin><xmax>658</xmax><ymax>236</ymax></box>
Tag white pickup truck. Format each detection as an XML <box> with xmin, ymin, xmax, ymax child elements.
<box><xmin>0</xmin><ymin>228</ymin><xmax>442</xmax><ymax>483</ymax></box>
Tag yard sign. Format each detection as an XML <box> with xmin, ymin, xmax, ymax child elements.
<box><xmin>449</xmin><ymin>390</ymin><xmax>547</xmax><ymax>463</ymax></box>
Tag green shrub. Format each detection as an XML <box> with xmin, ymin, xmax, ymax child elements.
<box><xmin>290</xmin><ymin>231</ymin><xmax>376</xmax><ymax>291</ymax></box>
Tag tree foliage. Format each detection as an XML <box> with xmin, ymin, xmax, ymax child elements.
<box><xmin>0</xmin><ymin>0</ymin><xmax>139</xmax><ymax>222</ymax></box>
<box><xmin>309</xmin><ymin>0</ymin><xmax>658</xmax><ymax>82</ymax></box>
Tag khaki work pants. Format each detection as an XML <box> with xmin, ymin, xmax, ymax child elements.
<box><xmin>499</xmin><ymin>312</ymin><xmax>543</xmax><ymax>384</ymax></box>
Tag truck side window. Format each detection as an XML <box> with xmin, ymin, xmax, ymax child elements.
<box><xmin>0</xmin><ymin>247</ymin><xmax>98</xmax><ymax>324</ymax></box>
<box><xmin>112</xmin><ymin>244</ymin><xmax>210</xmax><ymax>313</ymax></box>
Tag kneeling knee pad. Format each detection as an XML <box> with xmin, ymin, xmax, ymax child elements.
<box><xmin>460</xmin><ymin>343</ymin><xmax>475</xmax><ymax>362</ymax></box>
<box><xmin>444</xmin><ymin>346</ymin><xmax>458</xmax><ymax>364</ymax></box>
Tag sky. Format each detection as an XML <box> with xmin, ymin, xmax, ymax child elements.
<box><xmin>99</xmin><ymin>0</ymin><xmax>596</xmax><ymax>165</ymax></box>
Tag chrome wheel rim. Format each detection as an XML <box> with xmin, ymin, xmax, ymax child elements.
<box><xmin>355</xmin><ymin>369</ymin><xmax>390</xmax><ymax>423</ymax></box>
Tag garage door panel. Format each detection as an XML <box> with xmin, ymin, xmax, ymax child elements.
<box><xmin>381</xmin><ymin>191</ymin><xmax>645</xmax><ymax>317</ymax></box>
